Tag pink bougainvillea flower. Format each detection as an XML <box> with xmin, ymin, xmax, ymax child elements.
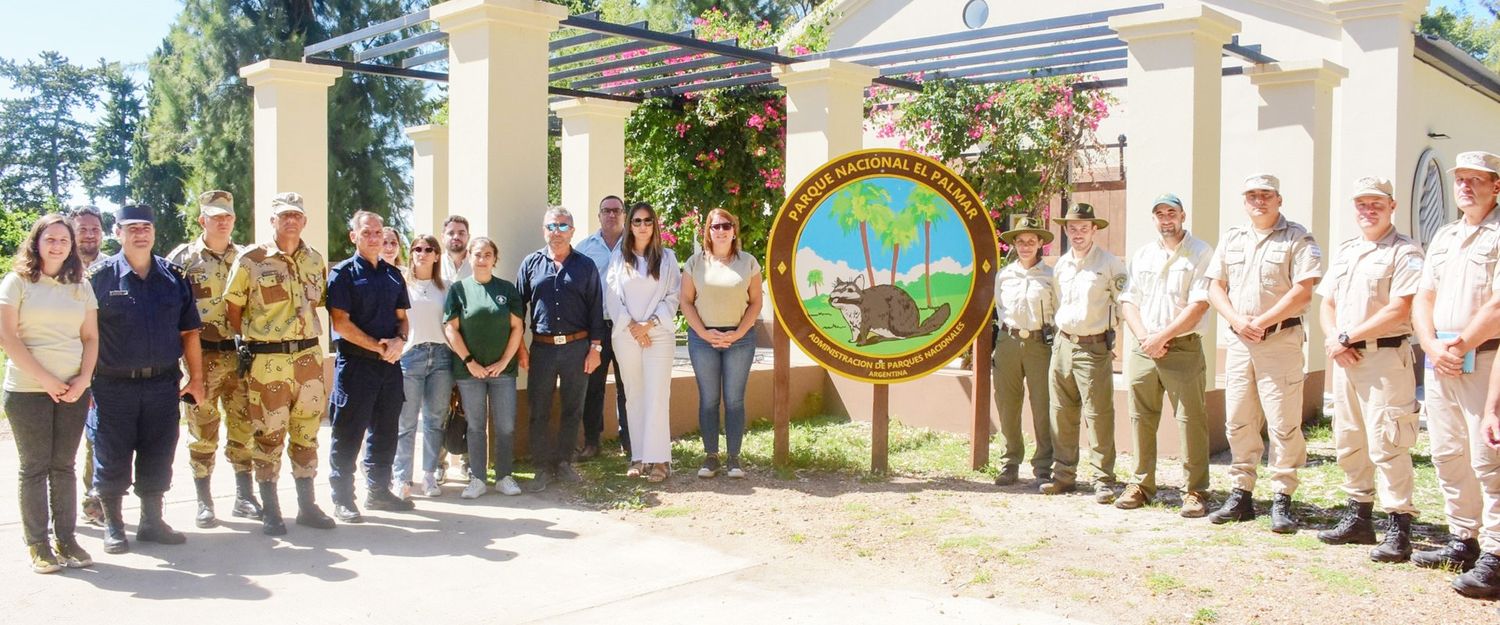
<box><xmin>747</xmin><ymin>113</ymin><xmax>766</xmax><ymax>130</ymax></box>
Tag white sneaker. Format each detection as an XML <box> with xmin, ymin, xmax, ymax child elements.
<box><xmin>461</xmin><ymin>478</ymin><xmax>487</xmax><ymax>499</ymax></box>
<box><xmin>395</xmin><ymin>482</ymin><xmax>413</xmax><ymax>501</ymax></box>
<box><xmin>496</xmin><ymin>475</ymin><xmax>522</xmax><ymax>496</ymax></box>
<box><xmin>422</xmin><ymin>472</ymin><xmax>441</xmax><ymax>497</ymax></box>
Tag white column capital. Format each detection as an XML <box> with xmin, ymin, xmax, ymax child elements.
<box><xmin>1248</xmin><ymin>59</ymin><xmax>1349</xmax><ymax>89</ymax></box>
<box><xmin>1327</xmin><ymin>0</ymin><xmax>1426</xmax><ymax>23</ymax></box>
<box><xmin>431</xmin><ymin>0</ymin><xmax>568</xmax><ymax>34</ymax></box>
<box><xmin>549</xmin><ymin>97</ymin><xmax>639</xmax><ymax>120</ymax></box>
<box><xmin>405</xmin><ymin>123</ymin><xmax>449</xmax><ymax>143</ymax></box>
<box><xmin>1108</xmin><ymin>5</ymin><xmax>1240</xmax><ymax>46</ymax></box>
<box><xmin>239</xmin><ymin>59</ymin><xmax>342</xmax><ymax>88</ymax></box>
<box><xmin>771</xmin><ymin>59</ymin><xmax>879</xmax><ymax>90</ymax></box>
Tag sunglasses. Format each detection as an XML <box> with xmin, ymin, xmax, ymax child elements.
<box><xmin>709</xmin><ymin>222</ymin><xmax>734</xmax><ymax>231</ymax></box>
<box><xmin>411</xmin><ymin>246</ymin><xmax>435</xmax><ymax>253</ymax></box>
<box><xmin>631</xmin><ymin>217</ymin><xmax>655</xmax><ymax>226</ymax></box>
<box><xmin>545</xmin><ymin>223</ymin><xmax>573</xmax><ymax>232</ymax></box>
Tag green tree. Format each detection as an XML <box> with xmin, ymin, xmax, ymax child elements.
<box><xmin>1421</xmin><ymin>7</ymin><xmax>1500</xmax><ymax>71</ymax></box>
<box><xmin>139</xmin><ymin>0</ymin><xmax>435</xmax><ymax>259</ymax></box>
<box><xmin>877</xmin><ymin>206</ymin><xmax>917</xmax><ymax>286</ymax></box>
<box><xmin>904</xmin><ymin>186</ymin><xmax>948</xmax><ymax>305</ymax></box>
<box><xmin>82</xmin><ymin>62</ymin><xmax>144</xmax><ymax>207</ymax></box>
<box><xmin>826</xmin><ymin>182</ymin><xmax>892</xmax><ymax>286</ymax></box>
<box><xmin>0</xmin><ymin>52</ymin><xmax>98</xmax><ymax>209</ymax></box>
<box><xmin>806</xmin><ymin>268</ymin><xmax>823</xmax><ymax>296</ymax></box>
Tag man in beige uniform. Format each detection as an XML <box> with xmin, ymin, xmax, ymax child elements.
<box><xmin>166</xmin><ymin>191</ymin><xmax>261</xmax><ymax>528</ymax></box>
<box><xmin>1043</xmin><ymin>204</ymin><xmax>1127</xmax><ymax>503</ymax></box>
<box><xmin>991</xmin><ymin>217</ymin><xmax>1057</xmax><ymax>486</ymax></box>
<box><xmin>1116</xmin><ymin>193</ymin><xmax>1215</xmax><ymax>517</ymax></box>
<box><xmin>1205</xmin><ymin>173</ymin><xmax>1323</xmax><ymax>534</ymax></box>
<box><xmin>1313</xmin><ymin>177</ymin><xmax>1423</xmax><ymax>563</ymax></box>
<box><xmin>1414</xmin><ymin>151</ymin><xmax>1500</xmax><ymax>598</ymax></box>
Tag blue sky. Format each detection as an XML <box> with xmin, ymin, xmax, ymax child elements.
<box><xmin>800</xmin><ymin>177</ymin><xmax>973</xmax><ymax>277</ymax></box>
<box><xmin>0</xmin><ymin>1</ymin><xmax>182</xmax><ymax>97</ymax></box>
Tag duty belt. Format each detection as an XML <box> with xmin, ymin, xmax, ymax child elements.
<box><xmin>200</xmin><ymin>338</ymin><xmax>237</xmax><ymax>352</ymax></box>
<box><xmin>533</xmin><ymin>330</ymin><xmax>588</xmax><ymax>346</ymax></box>
<box><xmin>1000</xmin><ymin>324</ymin><xmax>1041</xmax><ymax>340</ymax></box>
<box><xmin>1265</xmin><ymin>317</ymin><xmax>1302</xmax><ymax>335</ymax></box>
<box><xmin>1479</xmin><ymin>339</ymin><xmax>1500</xmax><ymax>353</ymax></box>
<box><xmin>96</xmin><ymin>364</ymin><xmax>177</xmax><ymax>380</ymax></box>
<box><xmin>1347</xmin><ymin>335</ymin><xmax>1408</xmax><ymax>351</ymax></box>
<box><xmin>1059</xmin><ymin>331</ymin><xmax>1107</xmax><ymax>345</ymax></box>
<box><xmin>246</xmin><ymin>338</ymin><xmax>321</xmax><ymax>355</ymax></box>
<box><xmin>335</xmin><ymin>339</ymin><xmax>386</xmax><ymax>360</ymax></box>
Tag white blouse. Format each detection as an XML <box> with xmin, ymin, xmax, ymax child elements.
<box><xmin>404</xmin><ymin>277</ymin><xmax>447</xmax><ymax>350</ymax></box>
<box><xmin>605</xmin><ymin>249</ymin><xmax>681</xmax><ymax>325</ymax></box>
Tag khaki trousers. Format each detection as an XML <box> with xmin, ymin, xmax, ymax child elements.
<box><xmin>1427</xmin><ymin>349</ymin><xmax>1500</xmax><ymax>551</ymax></box>
<box><xmin>1331</xmin><ymin>346</ymin><xmax>1418</xmax><ymax>514</ymax></box>
<box><xmin>185</xmin><ymin>350</ymin><xmax>253</xmax><ymax>478</ymax></box>
<box><xmin>1049</xmin><ymin>334</ymin><xmax>1115</xmax><ymax>484</ymax></box>
<box><xmin>1223</xmin><ymin>326</ymin><xmax>1306</xmax><ymax>495</ymax></box>
<box><xmin>991</xmin><ymin>331</ymin><xmax>1053</xmax><ymax>474</ymax></box>
<box><xmin>1127</xmin><ymin>334</ymin><xmax>1210</xmax><ymax>496</ymax></box>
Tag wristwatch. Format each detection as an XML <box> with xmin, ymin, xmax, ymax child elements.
<box><xmin>463</xmin><ymin>354</ymin><xmax>476</xmax><ymax>364</ymax></box>
<box><xmin>1337</xmin><ymin>331</ymin><xmax>1353</xmax><ymax>349</ymax></box>
<box><xmin>591</xmin><ymin>342</ymin><xmax>603</xmax><ymax>353</ymax></box>
<box><xmin>650</xmin><ymin>316</ymin><xmax>661</xmax><ymax>327</ymax></box>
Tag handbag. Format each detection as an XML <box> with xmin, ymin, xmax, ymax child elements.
<box><xmin>443</xmin><ymin>386</ymin><xmax>467</xmax><ymax>455</ymax></box>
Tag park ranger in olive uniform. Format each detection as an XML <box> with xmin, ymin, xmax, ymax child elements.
<box><xmin>1313</xmin><ymin>177</ymin><xmax>1424</xmax><ymax>561</ymax></box>
<box><xmin>167</xmin><ymin>190</ymin><xmax>260</xmax><ymax>528</ymax></box>
<box><xmin>1043</xmin><ymin>204</ymin><xmax>1127</xmax><ymax>503</ymax></box>
<box><xmin>991</xmin><ymin>217</ymin><xmax>1056</xmax><ymax>486</ymax></box>
<box><xmin>1205</xmin><ymin>173</ymin><xmax>1324</xmax><ymax>534</ymax></box>
<box><xmin>1116</xmin><ymin>193</ymin><xmax>1215</xmax><ymax>517</ymax></box>
<box><xmin>224</xmin><ymin>192</ymin><xmax>336</xmax><ymax>535</ymax></box>
<box><xmin>1414</xmin><ymin>151</ymin><xmax>1500</xmax><ymax>598</ymax></box>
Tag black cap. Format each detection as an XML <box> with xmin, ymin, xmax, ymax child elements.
<box><xmin>116</xmin><ymin>204</ymin><xmax>155</xmax><ymax>226</ymax></box>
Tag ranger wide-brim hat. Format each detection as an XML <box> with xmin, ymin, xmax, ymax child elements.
<box><xmin>999</xmin><ymin>216</ymin><xmax>1054</xmax><ymax>244</ymax></box>
<box><xmin>1054</xmin><ymin>203</ymin><xmax>1108</xmax><ymax>229</ymax></box>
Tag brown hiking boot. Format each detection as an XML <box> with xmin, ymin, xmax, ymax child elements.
<box><xmin>1180</xmin><ymin>491</ymin><xmax>1209</xmax><ymax>518</ymax></box>
<box><xmin>1114</xmin><ymin>484</ymin><xmax>1150</xmax><ymax>510</ymax></box>
<box><xmin>1038</xmin><ymin>479</ymin><xmax>1076</xmax><ymax>495</ymax></box>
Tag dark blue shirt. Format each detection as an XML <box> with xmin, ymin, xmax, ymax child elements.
<box><xmin>517</xmin><ymin>247</ymin><xmax>605</xmax><ymax>341</ymax></box>
<box><xmin>88</xmin><ymin>253</ymin><xmax>202</xmax><ymax>371</ymax></box>
<box><xmin>326</xmin><ymin>255</ymin><xmax>410</xmax><ymax>342</ymax></box>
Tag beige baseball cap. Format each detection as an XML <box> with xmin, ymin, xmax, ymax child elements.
<box><xmin>1242</xmin><ymin>173</ymin><xmax>1280</xmax><ymax>193</ymax></box>
<box><xmin>1349</xmin><ymin>176</ymin><xmax>1393</xmax><ymax>200</ymax></box>
<box><xmin>1450</xmin><ymin>151</ymin><xmax>1500</xmax><ymax>175</ymax></box>
<box><xmin>198</xmin><ymin>190</ymin><xmax>234</xmax><ymax>217</ymax></box>
<box><xmin>271</xmin><ymin>192</ymin><xmax>305</xmax><ymax>215</ymax></box>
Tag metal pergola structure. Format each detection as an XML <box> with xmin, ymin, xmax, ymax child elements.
<box><xmin>300</xmin><ymin>3</ymin><xmax>1277</xmax><ymax>104</ymax></box>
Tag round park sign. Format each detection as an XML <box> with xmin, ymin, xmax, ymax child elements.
<box><xmin>767</xmin><ymin>149</ymin><xmax>998</xmax><ymax>383</ymax></box>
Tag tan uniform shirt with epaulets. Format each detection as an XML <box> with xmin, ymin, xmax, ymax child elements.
<box><xmin>1205</xmin><ymin>214</ymin><xmax>1324</xmax><ymax>323</ymax></box>
<box><xmin>1053</xmin><ymin>245</ymin><xmax>1127</xmax><ymax>336</ymax></box>
<box><xmin>1120</xmin><ymin>232</ymin><xmax>1215</xmax><ymax>338</ymax></box>
<box><xmin>224</xmin><ymin>241</ymin><xmax>326</xmax><ymax>342</ymax></box>
<box><xmin>167</xmin><ymin>237</ymin><xmax>241</xmax><ymax>342</ymax></box>
<box><xmin>994</xmin><ymin>260</ymin><xmax>1055</xmax><ymax>332</ymax></box>
<box><xmin>1420</xmin><ymin>206</ymin><xmax>1500</xmax><ymax>334</ymax></box>
<box><xmin>1316</xmin><ymin>226</ymin><xmax>1424</xmax><ymax>337</ymax></box>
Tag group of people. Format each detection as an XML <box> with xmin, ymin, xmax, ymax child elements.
<box><xmin>0</xmin><ymin>192</ymin><xmax>763</xmax><ymax>576</ymax></box>
<box><xmin>990</xmin><ymin>151</ymin><xmax>1500</xmax><ymax>599</ymax></box>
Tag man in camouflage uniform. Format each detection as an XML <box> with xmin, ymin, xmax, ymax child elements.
<box><xmin>167</xmin><ymin>191</ymin><xmax>261</xmax><ymax>528</ymax></box>
<box><xmin>225</xmin><ymin>192</ymin><xmax>336</xmax><ymax>535</ymax></box>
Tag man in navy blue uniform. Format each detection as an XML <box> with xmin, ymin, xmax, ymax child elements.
<box><xmin>86</xmin><ymin>204</ymin><xmax>206</xmax><ymax>554</ymax></box>
<box><xmin>518</xmin><ymin>206</ymin><xmax>605</xmax><ymax>492</ymax></box>
<box><xmin>326</xmin><ymin>210</ymin><xmax>413</xmax><ymax>522</ymax></box>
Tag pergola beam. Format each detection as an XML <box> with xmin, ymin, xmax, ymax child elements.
<box><xmin>304</xmin><ymin>9</ymin><xmax>431</xmax><ymax>57</ymax></box>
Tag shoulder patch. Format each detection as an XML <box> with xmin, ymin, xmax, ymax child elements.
<box><xmin>1406</xmin><ymin>256</ymin><xmax>1424</xmax><ymax>272</ymax></box>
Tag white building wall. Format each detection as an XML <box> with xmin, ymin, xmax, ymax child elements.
<box><xmin>1407</xmin><ymin>59</ymin><xmax>1500</xmax><ymax>231</ymax></box>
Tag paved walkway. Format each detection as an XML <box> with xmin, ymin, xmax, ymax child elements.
<box><xmin>0</xmin><ymin>424</ymin><xmax>1087</xmax><ymax>624</ymax></box>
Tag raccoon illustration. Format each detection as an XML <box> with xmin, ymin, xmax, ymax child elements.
<box><xmin>826</xmin><ymin>275</ymin><xmax>952</xmax><ymax>346</ymax></box>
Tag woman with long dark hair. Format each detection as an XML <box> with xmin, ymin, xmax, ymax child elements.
<box><xmin>0</xmin><ymin>214</ymin><xmax>98</xmax><ymax>572</ymax></box>
<box><xmin>605</xmin><ymin>203</ymin><xmax>681</xmax><ymax>483</ymax></box>
<box><xmin>680</xmin><ymin>208</ymin><xmax>762</xmax><ymax>478</ymax></box>
<box><xmin>395</xmin><ymin>234</ymin><xmax>452</xmax><ymax>499</ymax></box>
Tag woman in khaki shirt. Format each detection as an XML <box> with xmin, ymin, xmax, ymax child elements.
<box><xmin>680</xmin><ymin>209</ymin><xmax>762</xmax><ymax>479</ymax></box>
<box><xmin>0</xmin><ymin>214</ymin><xmax>98</xmax><ymax>573</ymax></box>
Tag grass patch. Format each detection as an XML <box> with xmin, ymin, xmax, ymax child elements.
<box><xmin>1145</xmin><ymin>572</ymin><xmax>1186</xmax><ymax>594</ymax></box>
<box><xmin>1307</xmin><ymin>566</ymin><xmax>1376</xmax><ymax>596</ymax></box>
<box><xmin>1190</xmin><ymin>608</ymin><xmax>1219</xmax><ymax>624</ymax></box>
<box><xmin>651</xmin><ymin>506</ymin><xmax>693</xmax><ymax>518</ymax></box>
<box><xmin>1066</xmin><ymin>567</ymin><xmax>1109</xmax><ymax>579</ymax></box>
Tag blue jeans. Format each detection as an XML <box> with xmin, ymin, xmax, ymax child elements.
<box><xmin>456</xmin><ymin>375</ymin><xmax>517</xmax><ymax>481</ymax></box>
<box><xmin>397</xmin><ymin>342</ymin><xmax>454</xmax><ymax>484</ymax></box>
<box><xmin>688</xmin><ymin>328</ymin><xmax>757</xmax><ymax>457</ymax></box>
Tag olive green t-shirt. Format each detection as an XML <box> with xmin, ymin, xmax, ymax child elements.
<box><xmin>444</xmin><ymin>277</ymin><xmax>524</xmax><ymax>379</ymax></box>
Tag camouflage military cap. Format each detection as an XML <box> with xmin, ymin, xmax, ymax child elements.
<box><xmin>272</xmin><ymin>192</ymin><xmax>305</xmax><ymax>215</ymax></box>
<box><xmin>199</xmin><ymin>190</ymin><xmax>234</xmax><ymax>217</ymax></box>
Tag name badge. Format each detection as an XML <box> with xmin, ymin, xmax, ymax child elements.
<box><xmin>258</xmin><ymin>274</ymin><xmax>280</xmax><ymax>287</ymax></box>
<box><xmin>109</xmin><ymin>289</ymin><xmax>129</xmax><ymax>297</ymax></box>
<box><xmin>353</xmin><ymin>279</ymin><xmax>369</xmax><ymax>286</ymax></box>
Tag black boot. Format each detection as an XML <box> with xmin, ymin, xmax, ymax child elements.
<box><xmin>258</xmin><ymin>481</ymin><xmax>286</xmax><ymax>536</ymax></box>
<box><xmin>1413</xmin><ymin>537</ymin><xmax>1481</xmax><ymax>572</ymax></box>
<box><xmin>294</xmin><ymin>477</ymin><xmax>336</xmax><ymax>529</ymax></box>
<box><xmin>1370</xmin><ymin>513</ymin><xmax>1413</xmax><ymax>563</ymax></box>
<box><xmin>232</xmin><ymin>472</ymin><xmax>263</xmax><ymax>520</ymax></box>
<box><xmin>193</xmin><ymin>477</ymin><xmax>217</xmax><ymax>528</ymax></box>
<box><xmin>1207</xmin><ymin>489</ymin><xmax>1255</xmax><ymax>525</ymax></box>
<box><xmin>135</xmin><ymin>494</ymin><xmax>186</xmax><ymax>545</ymax></box>
<box><xmin>1454</xmin><ymin>553</ymin><xmax>1500</xmax><ymax>599</ymax></box>
<box><xmin>367</xmin><ymin>487</ymin><xmax>416</xmax><ymax>512</ymax></box>
<box><xmin>100</xmin><ymin>496</ymin><xmax>129</xmax><ymax>554</ymax></box>
<box><xmin>1317</xmin><ymin>499</ymin><xmax>1375</xmax><ymax>545</ymax></box>
<box><xmin>1270</xmin><ymin>494</ymin><xmax>1298</xmax><ymax>534</ymax></box>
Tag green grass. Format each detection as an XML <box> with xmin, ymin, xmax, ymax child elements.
<box><xmin>1190</xmin><ymin>608</ymin><xmax>1219</xmax><ymax>624</ymax></box>
<box><xmin>1306</xmin><ymin>565</ymin><xmax>1376</xmax><ymax>596</ymax></box>
<box><xmin>1145</xmin><ymin>572</ymin><xmax>1185</xmax><ymax>594</ymax></box>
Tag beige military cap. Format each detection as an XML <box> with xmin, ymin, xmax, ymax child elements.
<box><xmin>198</xmin><ymin>190</ymin><xmax>234</xmax><ymax>217</ymax></box>
<box><xmin>1349</xmin><ymin>176</ymin><xmax>1393</xmax><ymax>200</ymax></box>
<box><xmin>1450</xmin><ymin>151</ymin><xmax>1500</xmax><ymax>175</ymax></box>
<box><xmin>1242</xmin><ymin>173</ymin><xmax>1280</xmax><ymax>193</ymax></box>
<box><xmin>271</xmin><ymin>192</ymin><xmax>306</xmax><ymax>215</ymax></box>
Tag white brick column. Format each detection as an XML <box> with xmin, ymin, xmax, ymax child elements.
<box><xmin>405</xmin><ymin>124</ymin><xmax>450</xmax><ymax>237</ymax></box>
<box><xmin>550</xmin><ymin>98</ymin><xmax>638</xmax><ymax>242</ymax></box>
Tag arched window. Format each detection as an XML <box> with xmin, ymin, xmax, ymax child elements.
<box><xmin>1413</xmin><ymin>148</ymin><xmax>1451</xmax><ymax>246</ymax></box>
